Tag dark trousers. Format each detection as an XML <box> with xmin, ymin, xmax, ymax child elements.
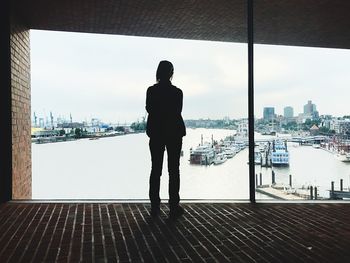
<box><xmin>149</xmin><ymin>137</ymin><xmax>182</xmax><ymax>209</ymax></box>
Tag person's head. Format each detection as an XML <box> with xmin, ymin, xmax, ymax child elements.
<box><xmin>156</xmin><ymin>60</ymin><xmax>174</xmax><ymax>82</ymax></box>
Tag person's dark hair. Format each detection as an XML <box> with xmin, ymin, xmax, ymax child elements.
<box><xmin>156</xmin><ymin>60</ymin><xmax>174</xmax><ymax>82</ymax></box>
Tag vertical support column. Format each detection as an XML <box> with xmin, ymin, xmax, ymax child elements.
<box><xmin>340</xmin><ymin>179</ymin><xmax>343</xmax><ymax>191</ymax></box>
<box><xmin>248</xmin><ymin>0</ymin><xmax>255</xmax><ymax>203</ymax></box>
<box><xmin>10</xmin><ymin>9</ymin><xmax>32</xmax><ymax>199</ymax></box>
<box><xmin>259</xmin><ymin>173</ymin><xmax>262</xmax><ymax>186</ymax></box>
<box><xmin>0</xmin><ymin>0</ymin><xmax>12</xmax><ymax>202</ymax></box>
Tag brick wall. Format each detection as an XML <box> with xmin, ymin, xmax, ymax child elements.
<box><xmin>10</xmin><ymin>15</ymin><xmax>31</xmax><ymax>199</ymax></box>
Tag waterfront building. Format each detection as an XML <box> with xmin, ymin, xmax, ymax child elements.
<box><xmin>237</xmin><ymin>119</ymin><xmax>248</xmax><ymax>135</ymax></box>
<box><xmin>57</xmin><ymin>122</ymin><xmax>84</xmax><ymax>134</ymax></box>
<box><xmin>263</xmin><ymin>107</ymin><xmax>275</xmax><ymax>121</ymax></box>
<box><xmin>284</xmin><ymin>106</ymin><xmax>294</xmax><ymax>118</ymax></box>
<box><xmin>330</xmin><ymin>119</ymin><xmax>350</xmax><ymax>135</ymax></box>
<box><xmin>321</xmin><ymin>119</ymin><xmax>331</xmax><ymax>129</ymax></box>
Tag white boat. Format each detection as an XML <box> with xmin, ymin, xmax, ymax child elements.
<box><xmin>254</xmin><ymin>151</ymin><xmax>262</xmax><ymax>164</ymax></box>
<box><xmin>221</xmin><ymin>140</ymin><xmax>242</xmax><ymax>154</ymax></box>
<box><xmin>271</xmin><ymin>140</ymin><xmax>289</xmax><ymax>166</ymax></box>
<box><xmin>232</xmin><ymin>142</ymin><xmax>246</xmax><ymax>152</ymax></box>
<box><xmin>335</xmin><ymin>152</ymin><xmax>350</xmax><ymax>162</ymax></box>
<box><xmin>312</xmin><ymin>144</ymin><xmax>320</xmax><ymax>149</ymax></box>
<box><xmin>223</xmin><ymin>148</ymin><xmax>235</xmax><ymax>158</ymax></box>
<box><xmin>213</xmin><ymin>153</ymin><xmax>227</xmax><ymax>165</ymax></box>
<box><xmin>345</xmin><ymin>153</ymin><xmax>350</xmax><ymax>162</ymax></box>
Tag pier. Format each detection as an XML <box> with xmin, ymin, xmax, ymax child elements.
<box><xmin>256</xmin><ymin>184</ymin><xmax>305</xmax><ymax>200</ymax></box>
<box><xmin>330</xmin><ymin>179</ymin><xmax>350</xmax><ymax>200</ymax></box>
<box><xmin>255</xmin><ymin>173</ymin><xmax>328</xmax><ymax>200</ymax></box>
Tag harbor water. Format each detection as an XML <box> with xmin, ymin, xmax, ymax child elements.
<box><xmin>32</xmin><ymin>128</ymin><xmax>350</xmax><ymax>199</ymax></box>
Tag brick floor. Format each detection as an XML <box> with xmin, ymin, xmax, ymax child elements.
<box><xmin>0</xmin><ymin>203</ymin><xmax>350</xmax><ymax>262</ymax></box>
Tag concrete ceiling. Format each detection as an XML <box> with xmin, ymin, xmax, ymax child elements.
<box><xmin>12</xmin><ymin>0</ymin><xmax>350</xmax><ymax>49</ymax></box>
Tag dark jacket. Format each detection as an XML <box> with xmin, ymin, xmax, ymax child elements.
<box><xmin>146</xmin><ymin>81</ymin><xmax>186</xmax><ymax>138</ymax></box>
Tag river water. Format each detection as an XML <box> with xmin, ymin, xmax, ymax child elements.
<box><xmin>32</xmin><ymin>128</ymin><xmax>350</xmax><ymax>200</ymax></box>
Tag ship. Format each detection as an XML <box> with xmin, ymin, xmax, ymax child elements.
<box><xmin>271</xmin><ymin>140</ymin><xmax>289</xmax><ymax>166</ymax></box>
<box><xmin>190</xmin><ymin>144</ymin><xmax>215</xmax><ymax>165</ymax></box>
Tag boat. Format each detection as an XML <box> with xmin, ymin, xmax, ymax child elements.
<box><xmin>312</xmin><ymin>144</ymin><xmax>320</xmax><ymax>149</ymax></box>
<box><xmin>223</xmin><ymin>148</ymin><xmax>235</xmax><ymax>158</ymax></box>
<box><xmin>232</xmin><ymin>141</ymin><xmax>246</xmax><ymax>152</ymax></box>
<box><xmin>254</xmin><ymin>151</ymin><xmax>262</xmax><ymax>164</ymax></box>
<box><xmin>190</xmin><ymin>144</ymin><xmax>215</xmax><ymax>165</ymax></box>
<box><xmin>335</xmin><ymin>151</ymin><xmax>350</xmax><ymax>162</ymax></box>
<box><xmin>213</xmin><ymin>153</ymin><xmax>227</xmax><ymax>165</ymax></box>
<box><xmin>271</xmin><ymin>140</ymin><xmax>289</xmax><ymax>166</ymax></box>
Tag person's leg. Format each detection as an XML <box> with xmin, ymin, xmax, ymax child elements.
<box><xmin>166</xmin><ymin>137</ymin><xmax>182</xmax><ymax>211</ymax></box>
<box><xmin>149</xmin><ymin>138</ymin><xmax>165</xmax><ymax>214</ymax></box>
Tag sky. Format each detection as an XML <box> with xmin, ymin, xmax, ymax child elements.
<box><xmin>31</xmin><ymin>30</ymin><xmax>350</xmax><ymax>123</ymax></box>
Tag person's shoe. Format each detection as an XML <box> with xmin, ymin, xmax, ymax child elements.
<box><xmin>169</xmin><ymin>205</ymin><xmax>184</xmax><ymax>219</ymax></box>
<box><xmin>150</xmin><ymin>207</ymin><xmax>160</xmax><ymax>217</ymax></box>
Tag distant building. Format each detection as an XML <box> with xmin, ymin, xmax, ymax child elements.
<box><xmin>57</xmin><ymin>122</ymin><xmax>84</xmax><ymax>134</ymax></box>
<box><xmin>263</xmin><ymin>107</ymin><xmax>275</xmax><ymax>121</ymax></box>
<box><xmin>284</xmin><ymin>106</ymin><xmax>294</xmax><ymax>119</ymax></box>
<box><xmin>304</xmin><ymin>100</ymin><xmax>313</xmax><ymax>114</ymax></box>
<box><xmin>310</xmin><ymin>125</ymin><xmax>320</xmax><ymax>136</ymax></box>
<box><xmin>303</xmin><ymin>100</ymin><xmax>319</xmax><ymax>119</ymax></box>
<box><xmin>237</xmin><ymin>119</ymin><xmax>248</xmax><ymax>135</ymax></box>
<box><xmin>330</xmin><ymin>119</ymin><xmax>350</xmax><ymax>134</ymax></box>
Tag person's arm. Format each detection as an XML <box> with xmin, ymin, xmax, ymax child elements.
<box><xmin>146</xmin><ymin>88</ymin><xmax>151</xmax><ymax>113</ymax></box>
<box><xmin>178</xmin><ymin>89</ymin><xmax>183</xmax><ymax>114</ymax></box>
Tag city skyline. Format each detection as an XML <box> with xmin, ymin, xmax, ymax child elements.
<box><xmin>32</xmin><ymin>97</ymin><xmax>346</xmax><ymax>127</ymax></box>
<box><xmin>31</xmin><ymin>30</ymin><xmax>350</xmax><ymax>122</ymax></box>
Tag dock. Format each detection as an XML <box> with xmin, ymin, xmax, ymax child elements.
<box><xmin>329</xmin><ymin>180</ymin><xmax>350</xmax><ymax>199</ymax></box>
<box><xmin>256</xmin><ymin>184</ymin><xmax>306</xmax><ymax>200</ymax></box>
<box><xmin>330</xmin><ymin>190</ymin><xmax>350</xmax><ymax>199</ymax></box>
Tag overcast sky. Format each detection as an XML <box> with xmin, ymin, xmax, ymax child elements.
<box><xmin>31</xmin><ymin>30</ymin><xmax>350</xmax><ymax>123</ymax></box>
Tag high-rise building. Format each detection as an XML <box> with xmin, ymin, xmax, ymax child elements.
<box><xmin>263</xmin><ymin>107</ymin><xmax>275</xmax><ymax>121</ymax></box>
<box><xmin>303</xmin><ymin>100</ymin><xmax>319</xmax><ymax>119</ymax></box>
<box><xmin>303</xmin><ymin>100</ymin><xmax>316</xmax><ymax>114</ymax></box>
<box><xmin>284</xmin><ymin>106</ymin><xmax>294</xmax><ymax>118</ymax></box>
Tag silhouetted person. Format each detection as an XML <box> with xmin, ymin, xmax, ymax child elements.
<box><xmin>146</xmin><ymin>60</ymin><xmax>186</xmax><ymax>218</ymax></box>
